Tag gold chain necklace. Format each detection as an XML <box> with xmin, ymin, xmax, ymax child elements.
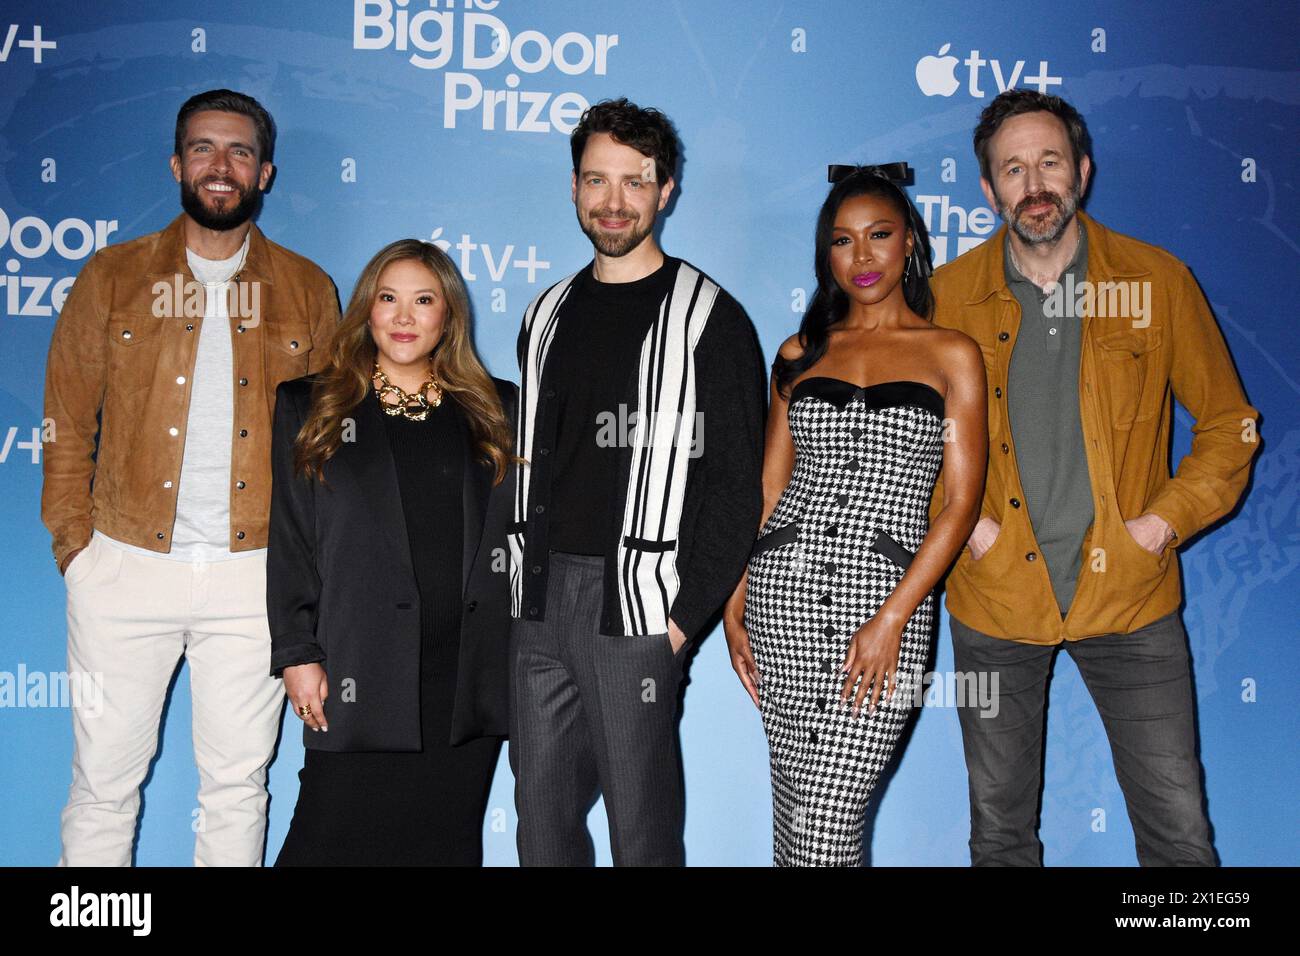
<box><xmin>372</xmin><ymin>361</ymin><xmax>443</xmax><ymax>421</ymax></box>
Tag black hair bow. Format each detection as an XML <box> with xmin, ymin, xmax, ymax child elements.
<box><xmin>827</xmin><ymin>161</ymin><xmax>913</xmax><ymax>184</ymax></box>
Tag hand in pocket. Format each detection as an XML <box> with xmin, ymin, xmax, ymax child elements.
<box><xmin>967</xmin><ymin>517</ymin><xmax>1001</xmax><ymax>561</ymax></box>
<box><xmin>61</xmin><ymin>546</ymin><xmax>87</xmax><ymax>577</ymax></box>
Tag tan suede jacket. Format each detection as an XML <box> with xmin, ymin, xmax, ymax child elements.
<box><xmin>929</xmin><ymin>211</ymin><xmax>1259</xmax><ymax>643</ymax></box>
<box><xmin>42</xmin><ymin>214</ymin><xmax>339</xmax><ymax>571</ymax></box>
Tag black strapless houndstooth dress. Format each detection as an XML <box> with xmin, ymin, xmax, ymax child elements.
<box><xmin>744</xmin><ymin>377</ymin><xmax>945</xmax><ymax>866</ymax></box>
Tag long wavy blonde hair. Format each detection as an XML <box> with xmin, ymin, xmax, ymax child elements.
<box><xmin>294</xmin><ymin>239</ymin><xmax>513</xmax><ymax>483</ymax></box>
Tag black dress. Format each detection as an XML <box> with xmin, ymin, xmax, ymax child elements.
<box><xmin>276</xmin><ymin>394</ymin><xmax>502</xmax><ymax>866</ymax></box>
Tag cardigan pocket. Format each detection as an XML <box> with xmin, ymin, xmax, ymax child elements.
<box><xmin>622</xmin><ymin>535</ymin><xmax>677</xmax><ymax>552</ymax></box>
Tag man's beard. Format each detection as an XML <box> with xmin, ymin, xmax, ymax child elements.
<box><xmin>1000</xmin><ymin>179</ymin><xmax>1081</xmax><ymax>245</ymax></box>
<box><xmin>180</xmin><ymin>177</ymin><xmax>262</xmax><ymax>231</ymax></box>
<box><xmin>577</xmin><ymin>205</ymin><xmax>654</xmax><ymax>258</ymax></box>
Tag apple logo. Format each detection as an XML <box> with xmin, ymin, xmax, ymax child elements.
<box><xmin>916</xmin><ymin>43</ymin><xmax>961</xmax><ymax>97</ymax></box>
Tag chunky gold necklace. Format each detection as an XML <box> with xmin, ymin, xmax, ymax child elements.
<box><xmin>372</xmin><ymin>361</ymin><xmax>443</xmax><ymax>421</ymax></box>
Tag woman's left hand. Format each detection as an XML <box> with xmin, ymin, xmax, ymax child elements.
<box><xmin>839</xmin><ymin>613</ymin><xmax>905</xmax><ymax>717</ymax></box>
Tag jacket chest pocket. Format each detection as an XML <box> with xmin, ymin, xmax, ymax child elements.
<box><xmin>264</xmin><ymin>322</ymin><xmax>312</xmax><ymax>387</ymax></box>
<box><xmin>1094</xmin><ymin>328</ymin><xmax>1163</xmax><ymax>430</ymax></box>
<box><xmin>107</xmin><ymin>314</ymin><xmax>166</xmax><ymax>390</ymax></box>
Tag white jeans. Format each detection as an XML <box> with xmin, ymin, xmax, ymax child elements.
<box><xmin>58</xmin><ymin>535</ymin><xmax>285</xmax><ymax>866</ymax></box>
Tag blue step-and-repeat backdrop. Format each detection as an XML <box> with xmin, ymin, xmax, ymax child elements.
<box><xmin>1</xmin><ymin>1</ymin><xmax>1296</xmax><ymax>866</ymax></box>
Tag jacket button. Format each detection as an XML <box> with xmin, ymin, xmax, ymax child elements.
<box><xmin>168</xmin><ymin>427</ymin><xmax>179</xmax><ymax>436</ymax></box>
<box><xmin>236</xmin><ymin>531</ymin><xmax>245</xmax><ymax>540</ymax></box>
<box><xmin>545</xmin><ymin>389</ymin><xmax>555</xmax><ymax>399</ymax></box>
<box><xmin>239</xmin><ymin>429</ymin><xmax>248</xmax><ymax>437</ymax></box>
<box><xmin>532</xmin><ymin>565</ymin><xmax>542</xmax><ymax>574</ymax></box>
<box><xmin>1010</xmin><ymin>497</ymin><xmax>1021</xmax><ymax>508</ymax></box>
<box><xmin>163</xmin><ymin>480</ymin><xmax>173</xmax><ymax>489</ymax></box>
<box><xmin>185</xmin><ymin>324</ymin><xmax>194</xmax><ymax>332</ymax></box>
<box><xmin>538</xmin><ymin>447</ymin><xmax>550</xmax><ymax>456</ymax></box>
<box><xmin>289</xmin><ymin>340</ymin><xmax>299</xmax><ymax>349</ymax></box>
<box><xmin>528</xmin><ymin>606</ymin><xmax>538</xmax><ymax>616</ymax></box>
<box><xmin>239</xmin><ymin>377</ymin><xmax>248</xmax><ymax>387</ymax></box>
<box><xmin>176</xmin><ymin>376</ymin><xmax>186</xmax><ymax>385</ymax></box>
<box><xmin>1001</xmin><ymin>443</ymin><xmax>1009</xmax><ymax>454</ymax></box>
<box><xmin>236</xmin><ymin>325</ymin><xmax>246</xmax><ymax>333</ymax></box>
<box><xmin>1026</xmin><ymin>552</ymin><xmax>1037</xmax><ymax>561</ymax></box>
<box><xmin>156</xmin><ymin>532</ymin><xmax>164</xmax><ymax>539</ymax></box>
<box><xmin>994</xmin><ymin>387</ymin><xmax>1003</xmax><ymax>398</ymax></box>
<box><xmin>236</xmin><ymin>480</ymin><xmax>245</xmax><ymax>490</ymax></box>
<box><xmin>121</xmin><ymin>330</ymin><xmax>132</xmax><ymax>339</ymax></box>
<box><xmin>466</xmin><ymin>601</ymin><xmax>478</xmax><ymax>612</ymax></box>
<box><xmin>534</xmin><ymin>505</ymin><xmax>545</xmax><ymax>514</ymax></box>
<box><xmin>998</xmin><ymin>331</ymin><xmax>1010</xmax><ymax>341</ymax></box>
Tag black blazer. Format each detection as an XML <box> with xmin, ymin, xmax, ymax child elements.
<box><xmin>267</xmin><ymin>374</ymin><xmax>518</xmax><ymax>751</ymax></box>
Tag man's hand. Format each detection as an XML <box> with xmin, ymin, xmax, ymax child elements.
<box><xmin>1125</xmin><ymin>513</ymin><xmax>1175</xmax><ymax>555</ymax></box>
<box><xmin>667</xmin><ymin>618</ymin><xmax>688</xmax><ymax>655</ymax></box>
<box><xmin>59</xmin><ymin>547</ymin><xmax>85</xmax><ymax>577</ymax></box>
<box><xmin>967</xmin><ymin>516</ymin><xmax>1001</xmax><ymax>561</ymax></box>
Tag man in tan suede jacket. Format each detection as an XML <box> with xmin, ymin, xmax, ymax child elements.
<box><xmin>42</xmin><ymin>89</ymin><xmax>338</xmax><ymax>866</ymax></box>
<box><xmin>930</xmin><ymin>90</ymin><xmax>1258</xmax><ymax>866</ymax></box>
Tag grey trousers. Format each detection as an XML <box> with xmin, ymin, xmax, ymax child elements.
<box><xmin>508</xmin><ymin>552</ymin><xmax>687</xmax><ymax>866</ymax></box>
<box><xmin>950</xmin><ymin>611</ymin><xmax>1216</xmax><ymax>866</ymax></box>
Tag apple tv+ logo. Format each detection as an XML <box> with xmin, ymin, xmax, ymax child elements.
<box><xmin>915</xmin><ymin>42</ymin><xmax>1062</xmax><ymax>98</ymax></box>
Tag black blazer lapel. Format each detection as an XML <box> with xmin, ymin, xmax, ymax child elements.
<box><xmin>459</xmin><ymin>405</ymin><xmax>490</xmax><ymax>596</ymax></box>
<box><xmin>341</xmin><ymin>393</ymin><xmax>416</xmax><ymax>581</ymax></box>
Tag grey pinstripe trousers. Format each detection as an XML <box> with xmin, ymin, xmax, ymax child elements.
<box><xmin>508</xmin><ymin>552</ymin><xmax>687</xmax><ymax>866</ymax></box>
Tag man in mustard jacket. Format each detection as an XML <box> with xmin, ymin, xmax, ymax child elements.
<box><xmin>42</xmin><ymin>90</ymin><xmax>339</xmax><ymax>865</ymax></box>
<box><xmin>930</xmin><ymin>90</ymin><xmax>1258</xmax><ymax>866</ymax></box>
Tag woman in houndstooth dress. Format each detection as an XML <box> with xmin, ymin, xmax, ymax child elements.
<box><xmin>723</xmin><ymin>165</ymin><xmax>987</xmax><ymax>866</ymax></box>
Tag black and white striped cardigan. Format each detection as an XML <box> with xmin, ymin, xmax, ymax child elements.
<box><xmin>509</xmin><ymin>260</ymin><xmax>721</xmax><ymax>635</ymax></box>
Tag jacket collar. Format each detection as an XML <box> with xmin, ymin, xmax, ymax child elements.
<box><xmin>144</xmin><ymin>212</ymin><xmax>277</xmax><ymax>285</ymax></box>
<box><xmin>961</xmin><ymin>209</ymin><xmax>1150</xmax><ymax>305</ymax></box>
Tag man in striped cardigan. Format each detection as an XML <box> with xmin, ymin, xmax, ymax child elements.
<box><xmin>507</xmin><ymin>98</ymin><xmax>766</xmax><ymax>866</ymax></box>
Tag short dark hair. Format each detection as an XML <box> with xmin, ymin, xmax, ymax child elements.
<box><xmin>174</xmin><ymin>89</ymin><xmax>276</xmax><ymax>164</ymax></box>
<box><xmin>570</xmin><ymin>97</ymin><xmax>679</xmax><ymax>186</ymax></box>
<box><xmin>973</xmin><ymin>89</ymin><xmax>1090</xmax><ymax>184</ymax></box>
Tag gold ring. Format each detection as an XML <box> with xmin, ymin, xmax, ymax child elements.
<box><xmin>297</xmin><ymin>704</ymin><xmax>312</xmax><ymax>718</ymax></box>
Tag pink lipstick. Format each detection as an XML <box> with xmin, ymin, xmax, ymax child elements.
<box><xmin>853</xmin><ymin>272</ymin><xmax>883</xmax><ymax>288</ymax></box>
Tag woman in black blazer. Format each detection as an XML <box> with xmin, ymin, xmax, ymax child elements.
<box><xmin>268</xmin><ymin>238</ymin><xmax>517</xmax><ymax>866</ymax></box>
